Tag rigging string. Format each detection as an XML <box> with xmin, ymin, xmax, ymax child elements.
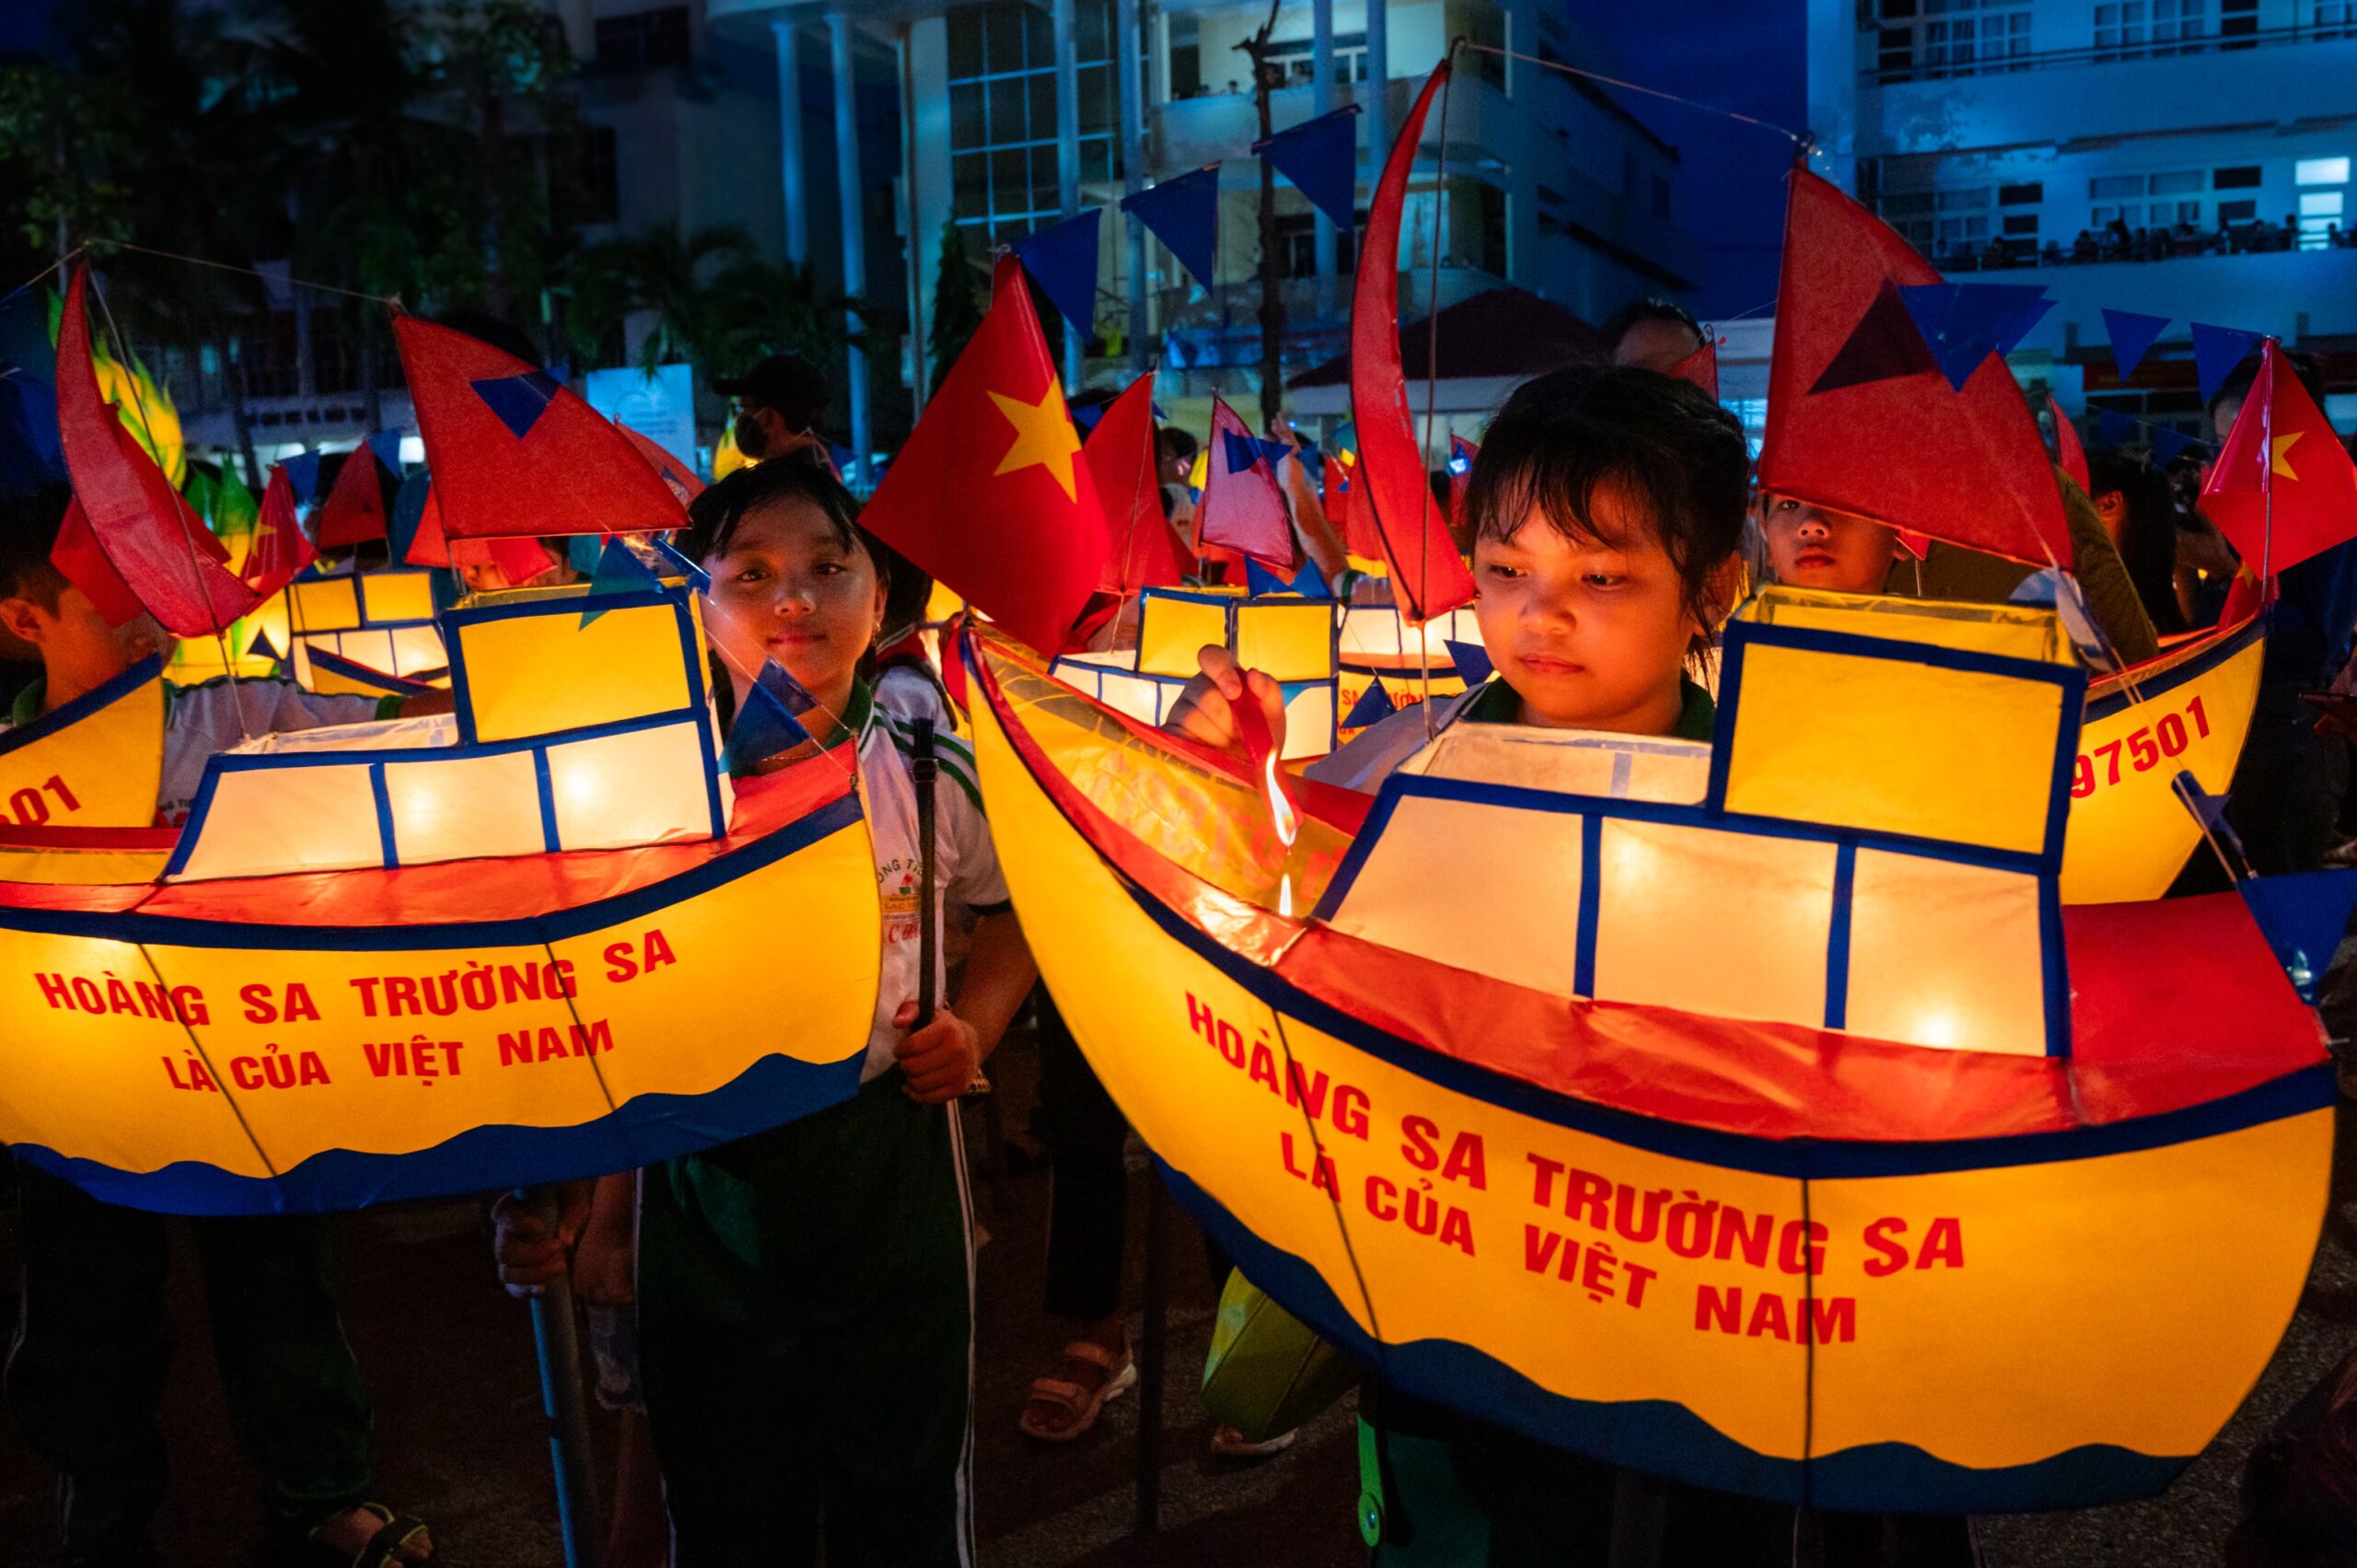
<box><xmin>1412</xmin><ymin>42</ymin><xmax>1460</xmax><ymax>743</ymax></box>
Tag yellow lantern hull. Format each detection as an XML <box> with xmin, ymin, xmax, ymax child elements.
<box><xmin>970</xmin><ymin>636</ymin><xmax>2332</xmax><ymax>1512</ymax></box>
<box><xmin>0</xmin><ymin>766</ymin><xmax>877</xmax><ymax>1214</ymax></box>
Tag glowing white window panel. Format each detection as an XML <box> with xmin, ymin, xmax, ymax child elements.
<box><xmin>389</xmin><ymin>626</ymin><xmax>450</xmax><ymax>677</ymax></box>
<box><xmin>1408</xmin><ymin>725</ymin><xmax>1711</xmax><ymax>805</ymax></box>
<box><xmin>1591</xmin><ymin>819</ymin><xmax>1836</xmax><ymax>1030</ymax></box>
<box><xmin>1280</xmin><ymin>683</ymin><xmax>1334</xmax><ymax>761</ymax></box>
<box><xmin>2295</xmin><ymin>157</ymin><xmax>2350</xmax><ymax>186</ymax></box>
<box><xmin>170</xmin><ymin>763</ymin><xmax>385</xmax><ymax>881</ymax></box>
<box><xmin>1841</xmin><ymin>849</ymin><xmax>2048</xmax><ymax>1055</ymax></box>
<box><xmin>382</xmin><ymin>749</ymin><xmax>544</xmax><ymax>865</ymax></box>
<box><xmin>2300</xmin><ymin>191</ymin><xmax>2343</xmax><ymax>217</ymax></box>
<box><xmin>544</xmin><ymin>719</ymin><xmax>718</xmax><ymax>850</ymax></box>
<box><xmin>1326</xmin><ymin>796</ymin><xmax>1586</xmax><ymax>998</ymax></box>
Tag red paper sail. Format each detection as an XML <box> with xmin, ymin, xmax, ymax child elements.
<box><xmin>50</xmin><ymin>499</ymin><xmax>146</xmax><ymax>627</ymax></box>
<box><xmin>2049</xmin><ymin>394</ymin><xmax>2091</xmax><ymax>493</ymax></box>
<box><xmin>1668</xmin><ymin>336</ymin><xmax>1721</xmax><ymax>401</ymax></box>
<box><xmin>1758</xmin><ymin>168</ymin><xmax>2073</xmax><ymax>570</ymax></box>
<box><xmin>404</xmin><ymin>482</ymin><xmax>450</xmax><ymax>568</ymax></box>
<box><xmin>860</xmin><ymin>257</ymin><xmax>1110</xmax><ymax>655</ymax></box>
<box><xmin>53</xmin><ymin>262</ymin><xmax>261</xmax><ymax>634</ymax></box>
<box><xmin>241</xmin><ymin>465</ymin><xmax>317</xmax><ymax>598</ymax></box>
<box><xmin>2200</xmin><ymin>339</ymin><xmax>2357</xmax><ymax>575</ymax></box>
<box><xmin>618</xmin><ymin>424</ymin><xmax>705</xmax><ymax>505</ymax></box>
<box><xmin>1087</xmin><ymin>372</ymin><xmax>1188</xmax><ymax>595</ymax></box>
<box><xmin>1350</xmin><ymin>60</ymin><xmax>1479</xmax><ymax>623</ymax></box>
<box><xmin>1199</xmin><ymin>397</ymin><xmax>1295</xmax><ymax>571</ymax></box>
<box><xmin>392</xmin><ymin>313</ymin><xmax>687</xmax><ymax>540</ymax></box>
<box><xmin>311</xmin><ymin>443</ymin><xmax>389</xmax><ymax>549</ymax></box>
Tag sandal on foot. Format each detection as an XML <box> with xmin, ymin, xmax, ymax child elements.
<box><xmin>303</xmin><ymin>1504</ymin><xmax>437</xmax><ymax>1568</ymax></box>
<box><xmin>1019</xmin><ymin>1339</ymin><xmax>1138</xmax><ymax>1442</ymax></box>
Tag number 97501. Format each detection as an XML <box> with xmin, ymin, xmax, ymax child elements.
<box><xmin>2072</xmin><ymin>695</ymin><xmax>2211</xmax><ymax>798</ymax></box>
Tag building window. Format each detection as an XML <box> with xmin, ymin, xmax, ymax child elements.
<box><xmin>946</xmin><ymin>2</ymin><xmax>1120</xmax><ymax>251</ymax></box>
<box><xmin>2003</xmin><ymin>213</ymin><xmax>2040</xmax><ymax>236</ymax></box>
<box><xmin>1264</xmin><ymin>31</ymin><xmax>1371</xmax><ymax>87</ymax></box>
<box><xmin>2094</xmin><ymin>0</ymin><xmax>2208</xmax><ymax>60</ymax></box>
<box><xmin>1874</xmin><ymin>0</ymin><xmax>2031</xmax><ymax>79</ymax></box>
<box><xmin>2152</xmin><ymin>168</ymin><xmax>2205</xmax><ymax>194</ymax></box>
<box><xmin>2300</xmin><ymin>191</ymin><xmax>2345</xmax><ymax>217</ymax></box>
<box><xmin>2300</xmin><ymin>217</ymin><xmax>2342</xmax><ymax>247</ymax></box>
<box><xmin>1277</xmin><ymin>213</ymin><xmax>1361</xmax><ymax>277</ymax></box>
<box><xmin>2312</xmin><ymin>1</ymin><xmax>2357</xmax><ymax>38</ymax></box>
<box><xmin>577</xmin><ymin>126</ymin><xmax>619</xmax><ymax>226</ymax></box>
<box><xmin>2214</xmin><ymin>164</ymin><xmax>2263</xmax><ymax>189</ymax></box>
<box><xmin>2298</xmin><ymin>157</ymin><xmax>2352</xmax><ymax>185</ymax></box>
<box><xmin>1999</xmin><ymin>181</ymin><xmax>2044</xmax><ymax>205</ymax></box>
<box><xmin>593</xmin><ymin>7</ymin><xmax>690</xmax><ymax>73</ymax></box>
<box><xmin>2091</xmin><ymin>174</ymin><xmax>2144</xmax><ymax>200</ymax></box>
<box><xmin>2218</xmin><ymin>198</ymin><xmax>2258</xmax><ymax>222</ymax></box>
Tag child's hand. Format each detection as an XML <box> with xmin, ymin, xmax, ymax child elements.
<box><xmin>1165</xmin><ymin>645</ymin><xmax>1288</xmax><ymax>756</ymax></box>
<box><xmin>893</xmin><ymin>999</ymin><xmax>981</xmax><ymax>1104</ymax></box>
<box><xmin>490</xmin><ymin>1181</ymin><xmax>593</xmax><ymax>1299</ymax></box>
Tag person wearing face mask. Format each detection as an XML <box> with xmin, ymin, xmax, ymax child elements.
<box><xmin>712</xmin><ymin>354</ymin><xmax>831</xmax><ymax>466</ymax></box>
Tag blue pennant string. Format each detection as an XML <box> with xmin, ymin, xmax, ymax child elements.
<box><xmin>1342</xmin><ymin>677</ymin><xmax>1396</xmax><ymax>729</ymax></box>
<box><xmin>1252</xmin><ymin>105</ymin><xmax>1363</xmax><ymax>230</ymax></box>
<box><xmin>579</xmin><ymin>536</ymin><xmax>662</xmax><ymax>626</ymax></box>
<box><xmin>1013</xmin><ymin>208</ymin><xmax>1104</xmax><ymax>335</ymax></box>
<box><xmin>2100</xmin><ymin>308</ymin><xmax>2170</xmax><ymax>380</ymax></box>
<box><xmin>2238</xmin><ymin>869</ymin><xmax>2357</xmax><ymax>1005</ymax></box>
<box><xmin>2189</xmin><ymin>322</ymin><xmax>2262</xmax><ymax>404</ymax></box>
<box><xmin>1446</xmin><ymin>639</ymin><xmax>1495</xmax><ymax>687</ymax></box>
<box><xmin>1897</xmin><ymin>283</ymin><xmax>2053</xmax><ymax>392</ymax></box>
<box><xmin>470</xmin><ymin>370</ymin><xmax>563</xmax><ymax>440</ymax></box>
<box><xmin>1121</xmin><ymin>165</ymin><xmax>1222</xmax><ymax>290</ymax></box>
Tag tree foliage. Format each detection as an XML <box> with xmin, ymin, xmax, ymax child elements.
<box><xmin>927</xmin><ymin>221</ymin><xmax>985</xmax><ymax>389</ymax></box>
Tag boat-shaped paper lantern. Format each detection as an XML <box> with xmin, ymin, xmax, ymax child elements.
<box><xmin>967</xmin><ymin>586</ymin><xmax>2332</xmax><ymax>1512</ymax></box>
<box><xmin>1052</xmin><ymin>585</ymin><xmax>1341</xmax><ymax>761</ymax></box>
<box><xmin>0</xmin><ymin>571</ymin><xmax>878</xmax><ymax>1214</ymax></box>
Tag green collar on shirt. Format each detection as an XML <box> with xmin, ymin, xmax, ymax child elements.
<box><xmin>1457</xmin><ymin>674</ymin><xmax>1716</xmax><ymax>741</ymax></box>
<box><xmin>10</xmin><ymin>676</ymin><xmax>44</xmax><ymax>726</ymax></box>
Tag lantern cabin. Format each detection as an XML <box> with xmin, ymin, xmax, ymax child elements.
<box><xmin>961</xmin><ymin>586</ymin><xmax>2332</xmax><ymax>1515</ymax></box>
<box><xmin>1335</xmin><ymin>600</ymin><xmax>1482</xmax><ymax>742</ymax></box>
<box><xmin>271</xmin><ymin>568</ymin><xmax>451</xmax><ymax>698</ymax></box>
<box><xmin>1052</xmin><ymin>586</ymin><xmax>1341</xmax><ymax>760</ymax></box>
<box><xmin>163</xmin><ymin>578</ymin><xmax>726</xmax><ymax>883</ymax></box>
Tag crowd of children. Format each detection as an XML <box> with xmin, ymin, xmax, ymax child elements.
<box><xmin>4</xmin><ymin>326</ymin><xmax>2347</xmax><ymax>1567</ymax></box>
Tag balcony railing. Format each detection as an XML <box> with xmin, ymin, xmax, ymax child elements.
<box><xmin>1864</xmin><ymin>20</ymin><xmax>2357</xmax><ymax>86</ymax></box>
<box><xmin>1927</xmin><ymin>219</ymin><xmax>2351</xmax><ymax>273</ymax></box>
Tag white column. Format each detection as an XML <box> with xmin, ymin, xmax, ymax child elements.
<box><xmin>1312</xmin><ymin>0</ymin><xmax>1337</xmax><ymax>318</ymax></box>
<box><xmin>1118</xmin><ymin>0</ymin><xmax>1148</xmax><ymax>371</ymax></box>
<box><xmin>1364</xmin><ymin>0</ymin><xmax>1390</xmax><ymax>215</ymax></box>
<box><xmin>830</xmin><ymin>12</ymin><xmax>870</xmax><ymax>489</ymax></box>
<box><xmin>773</xmin><ymin>20</ymin><xmax>808</xmax><ymax>268</ymax></box>
<box><xmin>1054</xmin><ymin>0</ymin><xmax>1084</xmax><ymax>389</ymax></box>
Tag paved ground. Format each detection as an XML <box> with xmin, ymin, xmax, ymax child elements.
<box><xmin>0</xmin><ymin>1023</ymin><xmax>2350</xmax><ymax>1566</ymax></box>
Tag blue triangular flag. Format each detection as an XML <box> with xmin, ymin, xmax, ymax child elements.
<box><xmin>1121</xmin><ymin>165</ymin><xmax>1222</xmax><ymax>289</ymax></box>
<box><xmin>0</xmin><ymin>284</ymin><xmax>64</xmax><ymax>486</ymax></box>
<box><xmin>1289</xmin><ymin>556</ymin><xmax>1329</xmax><ymax>598</ymax></box>
<box><xmin>1245</xmin><ymin>557</ymin><xmax>1291</xmax><ymax>598</ymax></box>
<box><xmin>387</xmin><ymin>470</ymin><xmax>431</xmax><ymax>564</ymax></box>
<box><xmin>1343</xmin><ymin>676</ymin><xmax>1396</xmax><ymax>729</ymax></box>
<box><xmin>1013</xmin><ymin>208</ymin><xmax>1103</xmax><ymax>336</ymax></box>
<box><xmin>1223</xmin><ymin>429</ymin><xmax>1269</xmax><ymax>476</ymax></box>
<box><xmin>1446</xmin><ymin>638</ymin><xmax>1494</xmax><ymax>687</ymax></box>
<box><xmin>2090</xmin><ymin>407</ymin><xmax>2137</xmax><ymax>448</ymax></box>
<box><xmin>1897</xmin><ymin>283</ymin><xmax>2053</xmax><ymax>392</ymax></box>
<box><xmin>2100</xmin><ymin>309</ymin><xmax>2170</xmax><ymax>380</ymax></box>
<box><xmin>470</xmin><ymin>369</ymin><xmax>564</xmax><ymax>440</ymax></box>
<box><xmin>2151</xmin><ymin>426</ymin><xmax>2199</xmax><ymax>466</ymax></box>
<box><xmin>579</xmin><ymin>536</ymin><xmax>662</xmax><ymax>626</ymax></box>
<box><xmin>568</xmin><ymin>533</ymin><xmax>606</xmax><ymax>575</ymax></box>
<box><xmin>723</xmin><ymin>675</ymin><xmax>812</xmax><ymax>772</ymax></box>
<box><xmin>366</xmin><ymin>429</ymin><xmax>405</xmax><ymax>476</ymax></box>
<box><xmin>2189</xmin><ymin>322</ymin><xmax>2262</xmax><ymax>404</ymax></box>
<box><xmin>2237</xmin><ymin>869</ymin><xmax>2357</xmax><ymax>1005</ymax></box>
<box><xmin>1072</xmin><ymin>401</ymin><xmax>1108</xmax><ymax>436</ymax></box>
<box><xmin>2172</xmin><ymin>769</ymin><xmax>2247</xmax><ymax>863</ymax></box>
<box><xmin>283</xmin><ymin>450</ymin><xmax>323</xmax><ymax>502</ymax></box>
<box><xmin>1252</xmin><ymin>104</ymin><xmax>1363</xmax><ymax>231</ymax></box>
<box><xmin>1256</xmin><ymin>436</ymin><xmax>1293</xmax><ymax>469</ymax></box>
<box><xmin>247</xmin><ymin>627</ymin><xmax>279</xmax><ymax>661</ymax></box>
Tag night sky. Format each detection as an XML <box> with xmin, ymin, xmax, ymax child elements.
<box><xmin>1578</xmin><ymin>1</ymin><xmax>1807</xmax><ymax>319</ymax></box>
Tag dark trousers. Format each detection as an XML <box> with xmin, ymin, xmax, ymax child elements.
<box><xmin>2231</xmin><ymin>680</ymin><xmax>2350</xmax><ymax>876</ymax></box>
<box><xmin>637</xmin><ymin>1074</ymin><xmax>974</xmax><ymax>1568</ymax></box>
<box><xmin>5</xmin><ymin>1162</ymin><xmax>373</xmax><ymax>1562</ymax></box>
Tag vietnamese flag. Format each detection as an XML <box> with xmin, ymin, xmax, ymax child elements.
<box><xmin>861</xmin><ymin>258</ymin><xmax>1109</xmax><ymax>655</ymax></box>
<box><xmin>311</xmin><ymin>442</ymin><xmax>389</xmax><ymax>549</ymax></box>
<box><xmin>2200</xmin><ymin>339</ymin><xmax>2357</xmax><ymax>575</ymax></box>
<box><xmin>240</xmin><ymin>465</ymin><xmax>317</xmax><ymax>598</ymax></box>
<box><xmin>1086</xmin><ymin>372</ymin><xmax>1189</xmax><ymax>595</ymax></box>
<box><xmin>1758</xmin><ymin>168</ymin><xmax>2072</xmax><ymax>570</ymax></box>
<box><xmin>393</xmin><ymin>313</ymin><xmax>686</xmax><ymax>540</ymax></box>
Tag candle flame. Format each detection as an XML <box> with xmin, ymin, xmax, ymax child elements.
<box><xmin>1262</xmin><ymin>752</ymin><xmax>1299</xmax><ymax>848</ymax></box>
<box><xmin>1279</xmin><ymin>871</ymin><xmax>1295</xmax><ymax>918</ymax></box>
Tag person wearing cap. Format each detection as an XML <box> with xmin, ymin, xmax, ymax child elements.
<box><xmin>714</xmin><ymin>354</ymin><xmax>831</xmax><ymax>465</ymax></box>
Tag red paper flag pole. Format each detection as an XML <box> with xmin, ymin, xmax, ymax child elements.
<box><xmin>1350</xmin><ymin>58</ymin><xmax>1478</xmax><ymax>625</ymax></box>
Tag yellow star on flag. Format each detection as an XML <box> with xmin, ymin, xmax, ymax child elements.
<box><xmin>987</xmin><ymin>384</ymin><xmax>1082</xmax><ymax>502</ymax></box>
<box><xmin>2271</xmin><ymin>430</ymin><xmax>2305</xmax><ymax>482</ymax></box>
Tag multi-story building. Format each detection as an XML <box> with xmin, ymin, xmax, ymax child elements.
<box><xmin>708</xmin><ymin>0</ymin><xmax>1700</xmax><ymax>447</ymax></box>
<box><xmin>1807</xmin><ymin>0</ymin><xmax>2357</xmax><ymax>435</ymax></box>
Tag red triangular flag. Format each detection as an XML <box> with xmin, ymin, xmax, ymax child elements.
<box><xmin>50</xmin><ymin>499</ymin><xmax>146</xmax><ymax>627</ymax></box>
<box><xmin>860</xmin><ymin>258</ymin><xmax>1110</xmax><ymax>655</ymax></box>
<box><xmin>241</xmin><ymin>465</ymin><xmax>317</xmax><ymax>598</ymax></box>
<box><xmin>404</xmin><ymin>482</ymin><xmax>450</xmax><ymax>568</ymax></box>
<box><xmin>2200</xmin><ymin>340</ymin><xmax>2357</xmax><ymax>576</ymax></box>
<box><xmin>2049</xmin><ymin>395</ymin><xmax>2091</xmax><ymax>493</ymax></box>
<box><xmin>392</xmin><ymin>313</ymin><xmax>687</xmax><ymax>540</ymax></box>
<box><xmin>449</xmin><ymin>534</ymin><xmax>558</xmax><ymax>587</ymax></box>
<box><xmin>1668</xmin><ymin>337</ymin><xmax>1721</xmax><ymax>401</ymax></box>
<box><xmin>618</xmin><ymin>424</ymin><xmax>705</xmax><ymax>505</ymax></box>
<box><xmin>311</xmin><ymin>442</ymin><xmax>389</xmax><ymax>549</ymax></box>
<box><xmin>53</xmin><ymin>262</ymin><xmax>261</xmax><ymax>634</ymax></box>
<box><xmin>1758</xmin><ymin>168</ymin><xmax>2073</xmax><ymax>570</ymax></box>
<box><xmin>1198</xmin><ymin>399</ymin><xmax>1294</xmax><ymax>571</ymax></box>
<box><xmin>1350</xmin><ymin>61</ymin><xmax>1479</xmax><ymax>622</ymax></box>
<box><xmin>1086</xmin><ymin>373</ymin><xmax>1189</xmax><ymax>595</ymax></box>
